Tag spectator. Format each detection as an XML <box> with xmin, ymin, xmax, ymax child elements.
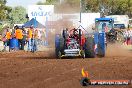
<box><xmin>37</xmin><ymin>30</ymin><xmax>41</xmax><ymax>45</ymax></box>
<box><xmin>27</xmin><ymin>26</ymin><xmax>33</xmax><ymax>51</ymax></box>
<box><xmin>123</xmin><ymin>30</ymin><xmax>128</xmax><ymax>45</ymax></box>
<box><xmin>22</xmin><ymin>26</ymin><xmax>27</xmax><ymax>48</ymax></box>
<box><xmin>15</xmin><ymin>26</ymin><xmax>24</xmax><ymax>50</ymax></box>
<box><xmin>33</xmin><ymin>29</ymin><xmax>38</xmax><ymax>51</ymax></box>
<box><xmin>2</xmin><ymin>28</ymin><xmax>11</xmax><ymax>51</ymax></box>
<box><xmin>129</xmin><ymin>30</ymin><xmax>132</xmax><ymax>44</ymax></box>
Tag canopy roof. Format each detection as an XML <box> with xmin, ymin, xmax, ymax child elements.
<box><xmin>23</xmin><ymin>18</ymin><xmax>45</xmax><ymax>28</ymax></box>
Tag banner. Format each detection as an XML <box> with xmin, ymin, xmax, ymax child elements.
<box><xmin>28</xmin><ymin>5</ymin><xmax>54</xmax><ymax>25</ymax></box>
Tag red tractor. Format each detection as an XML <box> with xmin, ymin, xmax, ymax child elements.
<box><xmin>55</xmin><ymin>28</ymin><xmax>95</xmax><ymax>59</ymax></box>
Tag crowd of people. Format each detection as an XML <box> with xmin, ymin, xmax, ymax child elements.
<box><xmin>2</xmin><ymin>25</ymin><xmax>39</xmax><ymax>52</ymax></box>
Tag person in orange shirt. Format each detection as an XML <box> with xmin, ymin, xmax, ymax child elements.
<box><xmin>6</xmin><ymin>30</ymin><xmax>11</xmax><ymax>40</ymax></box>
<box><xmin>2</xmin><ymin>28</ymin><xmax>11</xmax><ymax>51</ymax></box>
<box><xmin>27</xmin><ymin>26</ymin><xmax>33</xmax><ymax>51</ymax></box>
<box><xmin>15</xmin><ymin>26</ymin><xmax>24</xmax><ymax>50</ymax></box>
<box><xmin>32</xmin><ymin>29</ymin><xmax>38</xmax><ymax>51</ymax></box>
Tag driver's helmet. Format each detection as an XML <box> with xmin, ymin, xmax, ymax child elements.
<box><xmin>73</xmin><ymin>28</ymin><xmax>78</xmax><ymax>35</ymax></box>
<box><xmin>102</xmin><ymin>23</ymin><xmax>106</xmax><ymax>29</ymax></box>
<box><xmin>102</xmin><ymin>23</ymin><xmax>109</xmax><ymax>32</ymax></box>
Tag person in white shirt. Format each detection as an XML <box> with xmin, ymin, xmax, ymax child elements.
<box><xmin>129</xmin><ymin>30</ymin><xmax>132</xmax><ymax>44</ymax></box>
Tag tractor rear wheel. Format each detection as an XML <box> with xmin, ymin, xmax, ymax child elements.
<box><xmin>80</xmin><ymin>50</ymin><xmax>85</xmax><ymax>59</ymax></box>
<box><xmin>55</xmin><ymin>35</ymin><xmax>64</xmax><ymax>59</ymax></box>
<box><xmin>97</xmin><ymin>43</ymin><xmax>105</xmax><ymax>57</ymax></box>
<box><xmin>84</xmin><ymin>36</ymin><xmax>95</xmax><ymax>58</ymax></box>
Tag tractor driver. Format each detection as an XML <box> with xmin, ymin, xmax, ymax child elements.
<box><xmin>73</xmin><ymin>28</ymin><xmax>79</xmax><ymax>40</ymax></box>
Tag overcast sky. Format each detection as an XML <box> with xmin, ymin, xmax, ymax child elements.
<box><xmin>6</xmin><ymin>0</ymin><xmax>43</xmax><ymax>9</ymax></box>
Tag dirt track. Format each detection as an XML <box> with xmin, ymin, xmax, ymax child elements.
<box><xmin>0</xmin><ymin>44</ymin><xmax>132</xmax><ymax>88</ymax></box>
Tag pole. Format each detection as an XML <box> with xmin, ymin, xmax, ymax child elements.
<box><xmin>80</xmin><ymin>0</ymin><xmax>82</xmax><ymax>23</ymax></box>
<box><xmin>79</xmin><ymin>0</ymin><xmax>88</xmax><ymax>33</ymax></box>
<box><xmin>34</xmin><ymin>17</ymin><xmax>37</xmax><ymax>28</ymax></box>
<box><xmin>32</xmin><ymin>17</ymin><xmax>37</xmax><ymax>52</ymax></box>
<box><xmin>45</xmin><ymin>16</ymin><xmax>48</xmax><ymax>46</ymax></box>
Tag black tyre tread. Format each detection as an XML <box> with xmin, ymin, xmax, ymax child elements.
<box><xmin>55</xmin><ymin>36</ymin><xmax>64</xmax><ymax>59</ymax></box>
<box><xmin>59</xmin><ymin>37</ymin><xmax>64</xmax><ymax>52</ymax></box>
<box><xmin>97</xmin><ymin>43</ymin><xmax>105</xmax><ymax>57</ymax></box>
<box><xmin>84</xmin><ymin>37</ymin><xmax>95</xmax><ymax>58</ymax></box>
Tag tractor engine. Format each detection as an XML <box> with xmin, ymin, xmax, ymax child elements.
<box><xmin>66</xmin><ymin>38</ymin><xmax>79</xmax><ymax>49</ymax></box>
<box><xmin>61</xmin><ymin>28</ymin><xmax>83</xmax><ymax>57</ymax></box>
<box><xmin>63</xmin><ymin>28</ymin><xmax>82</xmax><ymax>49</ymax></box>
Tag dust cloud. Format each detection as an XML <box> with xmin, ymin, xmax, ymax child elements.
<box><xmin>46</xmin><ymin>1</ymin><xmax>80</xmax><ymax>57</ymax></box>
<box><xmin>55</xmin><ymin>1</ymin><xmax>80</xmax><ymax>13</ymax></box>
<box><xmin>106</xmin><ymin>43</ymin><xmax>132</xmax><ymax>57</ymax></box>
<box><xmin>47</xmin><ymin>2</ymin><xmax>80</xmax><ymax>45</ymax></box>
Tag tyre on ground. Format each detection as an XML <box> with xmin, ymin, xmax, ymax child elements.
<box><xmin>84</xmin><ymin>36</ymin><xmax>95</xmax><ymax>58</ymax></box>
<box><xmin>55</xmin><ymin>35</ymin><xmax>64</xmax><ymax>59</ymax></box>
<box><xmin>97</xmin><ymin>33</ymin><xmax>105</xmax><ymax>57</ymax></box>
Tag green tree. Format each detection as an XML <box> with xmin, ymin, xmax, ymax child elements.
<box><xmin>46</xmin><ymin>0</ymin><xmax>58</xmax><ymax>4</ymax></box>
<box><xmin>9</xmin><ymin>6</ymin><xmax>27</xmax><ymax>25</ymax></box>
<box><xmin>36</xmin><ymin>0</ymin><xmax>132</xmax><ymax>17</ymax></box>
<box><xmin>37</xmin><ymin>0</ymin><xmax>59</xmax><ymax>5</ymax></box>
<box><xmin>85</xmin><ymin>0</ymin><xmax>132</xmax><ymax>17</ymax></box>
<box><xmin>36</xmin><ymin>1</ymin><xmax>45</xmax><ymax>5</ymax></box>
<box><xmin>0</xmin><ymin>0</ymin><xmax>12</xmax><ymax>21</ymax></box>
<box><xmin>126</xmin><ymin>0</ymin><xmax>132</xmax><ymax>17</ymax></box>
<box><xmin>85</xmin><ymin>0</ymin><xmax>99</xmax><ymax>12</ymax></box>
